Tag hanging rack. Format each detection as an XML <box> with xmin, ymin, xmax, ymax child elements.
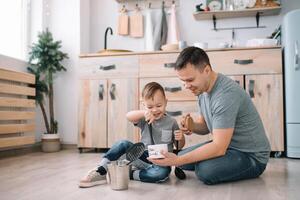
<box><xmin>116</xmin><ymin>0</ymin><xmax>179</xmax><ymax>12</ymax></box>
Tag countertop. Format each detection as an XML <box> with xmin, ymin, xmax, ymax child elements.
<box><xmin>79</xmin><ymin>46</ymin><xmax>281</xmax><ymax>58</ymax></box>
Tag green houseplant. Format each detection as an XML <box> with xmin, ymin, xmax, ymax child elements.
<box><xmin>27</xmin><ymin>29</ymin><xmax>68</xmax><ymax>152</ymax></box>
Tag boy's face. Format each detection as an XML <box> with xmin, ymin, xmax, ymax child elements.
<box><xmin>143</xmin><ymin>90</ymin><xmax>167</xmax><ymax>120</ymax></box>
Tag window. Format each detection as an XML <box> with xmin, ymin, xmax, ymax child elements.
<box><xmin>0</xmin><ymin>0</ymin><xmax>30</xmax><ymax>60</ymax></box>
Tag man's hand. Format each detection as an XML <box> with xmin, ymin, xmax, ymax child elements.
<box><xmin>148</xmin><ymin>151</ymin><xmax>179</xmax><ymax>166</ymax></box>
<box><xmin>179</xmin><ymin>114</ymin><xmax>193</xmax><ymax>135</ymax></box>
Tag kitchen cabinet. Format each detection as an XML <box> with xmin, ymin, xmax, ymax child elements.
<box><xmin>78</xmin><ymin>56</ymin><xmax>139</xmax><ymax>151</ymax></box>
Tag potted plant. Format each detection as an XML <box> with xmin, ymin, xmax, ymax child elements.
<box><xmin>27</xmin><ymin>29</ymin><xmax>68</xmax><ymax>152</ymax></box>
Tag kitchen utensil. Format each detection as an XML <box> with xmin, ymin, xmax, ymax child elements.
<box><xmin>125</xmin><ymin>142</ymin><xmax>145</xmax><ymax>165</ymax></box>
<box><xmin>185</xmin><ymin>115</ymin><xmax>194</xmax><ymax>131</ymax></box>
<box><xmin>174</xmin><ymin>131</ymin><xmax>186</xmax><ymax>180</ymax></box>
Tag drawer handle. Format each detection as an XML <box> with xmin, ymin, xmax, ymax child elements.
<box><xmin>248</xmin><ymin>80</ymin><xmax>255</xmax><ymax>98</ymax></box>
<box><xmin>99</xmin><ymin>64</ymin><xmax>116</xmax><ymax>71</ymax></box>
<box><xmin>110</xmin><ymin>83</ymin><xmax>116</xmax><ymax>100</ymax></box>
<box><xmin>234</xmin><ymin>59</ymin><xmax>253</xmax><ymax>65</ymax></box>
<box><xmin>295</xmin><ymin>41</ymin><xmax>299</xmax><ymax>70</ymax></box>
<box><xmin>99</xmin><ymin>84</ymin><xmax>104</xmax><ymax>101</ymax></box>
<box><xmin>164</xmin><ymin>86</ymin><xmax>182</xmax><ymax>92</ymax></box>
<box><xmin>166</xmin><ymin>111</ymin><xmax>182</xmax><ymax>116</ymax></box>
<box><xmin>164</xmin><ymin>63</ymin><xmax>176</xmax><ymax>68</ymax></box>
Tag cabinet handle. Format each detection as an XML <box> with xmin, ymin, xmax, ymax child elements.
<box><xmin>110</xmin><ymin>83</ymin><xmax>116</xmax><ymax>100</ymax></box>
<box><xmin>164</xmin><ymin>63</ymin><xmax>176</xmax><ymax>68</ymax></box>
<box><xmin>166</xmin><ymin>111</ymin><xmax>182</xmax><ymax>116</ymax></box>
<box><xmin>235</xmin><ymin>80</ymin><xmax>240</xmax><ymax>84</ymax></box>
<box><xmin>164</xmin><ymin>86</ymin><xmax>182</xmax><ymax>92</ymax></box>
<box><xmin>99</xmin><ymin>64</ymin><xmax>116</xmax><ymax>71</ymax></box>
<box><xmin>295</xmin><ymin>41</ymin><xmax>299</xmax><ymax>70</ymax></box>
<box><xmin>234</xmin><ymin>59</ymin><xmax>253</xmax><ymax>65</ymax></box>
<box><xmin>248</xmin><ymin>80</ymin><xmax>255</xmax><ymax>98</ymax></box>
<box><xmin>98</xmin><ymin>84</ymin><xmax>104</xmax><ymax>101</ymax></box>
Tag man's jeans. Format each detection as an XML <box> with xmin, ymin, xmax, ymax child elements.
<box><xmin>103</xmin><ymin>140</ymin><xmax>171</xmax><ymax>183</ymax></box>
<box><xmin>178</xmin><ymin>141</ymin><xmax>267</xmax><ymax>185</ymax></box>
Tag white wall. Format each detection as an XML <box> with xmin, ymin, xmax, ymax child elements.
<box><xmin>40</xmin><ymin>0</ymin><xmax>81</xmax><ymax>144</ymax></box>
<box><xmin>88</xmin><ymin>0</ymin><xmax>300</xmax><ymax>53</ymax></box>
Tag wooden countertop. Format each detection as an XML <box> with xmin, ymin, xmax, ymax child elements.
<box><xmin>79</xmin><ymin>46</ymin><xmax>281</xmax><ymax>58</ymax></box>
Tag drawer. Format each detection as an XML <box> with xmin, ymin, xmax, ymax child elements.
<box><xmin>138</xmin><ymin>101</ymin><xmax>212</xmax><ymax>147</ymax></box>
<box><xmin>139</xmin><ymin>78</ymin><xmax>197</xmax><ymax>101</ymax></box>
<box><xmin>139</xmin><ymin>53</ymin><xmax>179</xmax><ymax>78</ymax></box>
<box><xmin>208</xmin><ymin>48</ymin><xmax>282</xmax><ymax>75</ymax></box>
<box><xmin>79</xmin><ymin>56</ymin><xmax>139</xmax><ymax>79</ymax></box>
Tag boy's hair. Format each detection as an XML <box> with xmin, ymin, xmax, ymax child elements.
<box><xmin>175</xmin><ymin>46</ymin><xmax>211</xmax><ymax>71</ymax></box>
<box><xmin>142</xmin><ymin>82</ymin><xmax>166</xmax><ymax>100</ymax></box>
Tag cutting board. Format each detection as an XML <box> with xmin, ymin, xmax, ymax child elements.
<box><xmin>118</xmin><ymin>9</ymin><xmax>129</xmax><ymax>35</ymax></box>
<box><xmin>130</xmin><ymin>11</ymin><xmax>144</xmax><ymax>38</ymax></box>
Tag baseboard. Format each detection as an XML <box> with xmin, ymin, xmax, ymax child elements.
<box><xmin>0</xmin><ymin>142</ymin><xmax>42</xmax><ymax>159</ymax></box>
<box><xmin>0</xmin><ymin>143</ymin><xmax>78</xmax><ymax>159</ymax></box>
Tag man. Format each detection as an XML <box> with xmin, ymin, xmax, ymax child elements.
<box><xmin>149</xmin><ymin>47</ymin><xmax>271</xmax><ymax>185</ymax></box>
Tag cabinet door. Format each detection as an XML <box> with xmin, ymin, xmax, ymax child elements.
<box><xmin>245</xmin><ymin>74</ymin><xmax>284</xmax><ymax>151</ymax></box>
<box><xmin>78</xmin><ymin>79</ymin><xmax>107</xmax><ymax>148</ymax></box>
<box><xmin>228</xmin><ymin>75</ymin><xmax>244</xmax><ymax>88</ymax></box>
<box><xmin>107</xmin><ymin>78</ymin><xmax>139</xmax><ymax>147</ymax></box>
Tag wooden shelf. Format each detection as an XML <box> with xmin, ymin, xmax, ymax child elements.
<box><xmin>193</xmin><ymin>6</ymin><xmax>281</xmax><ymax>20</ymax></box>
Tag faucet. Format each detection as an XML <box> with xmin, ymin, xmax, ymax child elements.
<box><xmin>104</xmin><ymin>27</ymin><xmax>113</xmax><ymax>50</ymax></box>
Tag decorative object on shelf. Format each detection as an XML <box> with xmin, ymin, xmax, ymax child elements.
<box><xmin>195</xmin><ymin>3</ymin><xmax>206</xmax><ymax>12</ymax></box>
<box><xmin>118</xmin><ymin>5</ymin><xmax>129</xmax><ymax>35</ymax></box>
<box><xmin>130</xmin><ymin>4</ymin><xmax>144</xmax><ymax>37</ymax></box>
<box><xmin>207</xmin><ymin>0</ymin><xmax>223</xmax><ymax>11</ymax></box>
<box><xmin>246</xmin><ymin>0</ymin><xmax>257</xmax><ymax>8</ymax></box>
<box><xmin>255</xmin><ymin>0</ymin><xmax>280</xmax><ymax>8</ymax></box>
<box><xmin>27</xmin><ymin>29</ymin><xmax>68</xmax><ymax>152</ymax></box>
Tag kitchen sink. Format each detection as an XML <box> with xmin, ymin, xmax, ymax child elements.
<box><xmin>98</xmin><ymin>49</ymin><xmax>132</xmax><ymax>55</ymax></box>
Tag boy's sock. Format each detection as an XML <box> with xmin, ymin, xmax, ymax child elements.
<box><xmin>130</xmin><ymin>170</ymin><xmax>141</xmax><ymax>181</ymax></box>
<box><xmin>96</xmin><ymin>158</ymin><xmax>109</xmax><ymax>175</ymax></box>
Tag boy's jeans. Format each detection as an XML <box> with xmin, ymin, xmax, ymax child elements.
<box><xmin>178</xmin><ymin>141</ymin><xmax>267</xmax><ymax>185</ymax></box>
<box><xmin>103</xmin><ymin>140</ymin><xmax>171</xmax><ymax>183</ymax></box>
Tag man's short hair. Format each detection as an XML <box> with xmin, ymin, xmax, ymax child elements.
<box><xmin>142</xmin><ymin>82</ymin><xmax>166</xmax><ymax>100</ymax></box>
<box><xmin>175</xmin><ymin>47</ymin><xmax>211</xmax><ymax>71</ymax></box>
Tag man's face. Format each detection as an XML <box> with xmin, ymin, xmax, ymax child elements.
<box><xmin>143</xmin><ymin>90</ymin><xmax>167</xmax><ymax>120</ymax></box>
<box><xmin>176</xmin><ymin>63</ymin><xmax>210</xmax><ymax>96</ymax></box>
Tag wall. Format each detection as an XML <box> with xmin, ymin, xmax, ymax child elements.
<box><xmin>88</xmin><ymin>0</ymin><xmax>300</xmax><ymax>53</ymax></box>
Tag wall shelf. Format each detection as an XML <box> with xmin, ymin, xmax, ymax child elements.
<box><xmin>193</xmin><ymin>6</ymin><xmax>281</xmax><ymax>20</ymax></box>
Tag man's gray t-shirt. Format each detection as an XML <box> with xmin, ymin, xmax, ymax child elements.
<box><xmin>135</xmin><ymin>114</ymin><xmax>179</xmax><ymax>152</ymax></box>
<box><xmin>198</xmin><ymin>73</ymin><xmax>271</xmax><ymax>164</ymax></box>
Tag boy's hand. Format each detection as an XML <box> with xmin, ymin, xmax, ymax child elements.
<box><xmin>174</xmin><ymin>130</ymin><xmax>184</xmax><ymax>141</ymax></box>
<box><xmin>144</xmin><ymin>110</ymin><xmax>156</xmax><ymax>124</ymax></box>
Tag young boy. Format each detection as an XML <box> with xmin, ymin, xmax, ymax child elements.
<box><xmin>79</xmin><ymin>82</ymin><xmax>185</xmax><ymax>188</ymax></box>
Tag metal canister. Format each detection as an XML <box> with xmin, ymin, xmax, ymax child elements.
<box><xmin>107</xmin><ymin>161</ymin><xmax>129</xmax><ymax>190</ymax></box>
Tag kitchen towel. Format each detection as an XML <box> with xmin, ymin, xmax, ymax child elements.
<box><xmin>118</xmin><ymin>7</ymin><xmax>129</xmax><ymax>35</ymax></box>
<box><xmin>153</xmin><ymin>3</ymin><xmax>168</xmax><ymax>50</ymax></box>
<box><xmin>145</xmin><ymin>8</ymin><xmax>155</xmax><ymax>51</ymax></box>
<box><xmin>166</xmin><ymin>3</ymin><xmax>180</xmax><ymax>44</ymax></box>
<box><xmin>130</xmin><ymin>7</ymin><xmax>144</xmax><ymax>38</ymax></box>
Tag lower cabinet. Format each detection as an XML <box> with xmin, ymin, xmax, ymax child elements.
<box><xmin>245</xmin><ymin>74</ymin><xmax>284</xmax><ymax>151</ymax></box>
<box><xmin>78</xmin><ymin>78</ymin><xmax>139</xmax><ymax>149</ymax></box>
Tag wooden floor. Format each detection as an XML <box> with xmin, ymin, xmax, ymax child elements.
<box><xmin>0</xmin><ymin>149</ymin><xmax>299</xmax><ymax>200</ymax></box>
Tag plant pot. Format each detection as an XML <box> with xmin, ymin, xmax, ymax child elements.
<box><xmin>42</xmin><ymin>134</ymin><xmax>61</xmax><ymax>152</ymax></box>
